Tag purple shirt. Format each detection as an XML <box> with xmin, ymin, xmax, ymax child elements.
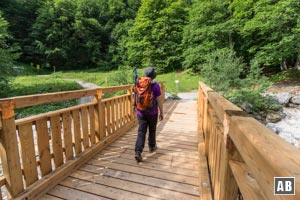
<box><xmin>136</xmin><ymin>82</ymin><xmax>161</xmax><ymax>115</ymax></box>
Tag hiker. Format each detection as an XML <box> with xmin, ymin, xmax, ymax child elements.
<box><xmin>134</xmin><ymin>67</ymin><xmax>164</xmax><ymax>162</ymax></box>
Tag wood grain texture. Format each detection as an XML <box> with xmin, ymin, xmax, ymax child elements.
<box><xmin>50</xmin><ymin>115</ymin><xmax>64</xmax><ymax>168</ymax></box>
<box><xmin>18</xmin><ymin>123</ymin><xmax>38</xmax><ymax>186</ymax></box>
<box><xmin>36</xmin><ymin>118</ymin><xmax>52</xmax><ymax>176</ymax></box>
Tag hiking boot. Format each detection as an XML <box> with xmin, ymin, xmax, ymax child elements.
<box><xmin>135</xmin><ymin>152</ymin><xmax>143</xmax><ymax>162</ymax></box>
<box><xmin>149</xmin><ymin>146</ymin><xmax>157</xmax><ymax>153</ymax></box>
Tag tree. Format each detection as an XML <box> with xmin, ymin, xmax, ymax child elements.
<box><xmin>0</xmin><ymin>12</ymin><xmax>19</xmax><ymax>96</ymax></box>
<box><xmin>232</xmin><ymin>0</ymin><xmax>300</xmax><ymax>70</ymax></box>
<box><xmin>127</xmin><ymin>0</ymin><xmax>189</xmax><ymax>72</ymax></box>
<box><xmin>0</xmin><ymin>0</ymin><xmax>43</xmax><ymax>63</ymax></box>
<box><xmin>182</xmin><ymin>0</ymin><xmax>234</xmax><ymax>71</ymax></box>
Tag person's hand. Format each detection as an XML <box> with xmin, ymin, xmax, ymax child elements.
<box><xmin>159</xmin><ymin>114</ymin><xmax>164</xmax><ymax>121</ymax></box>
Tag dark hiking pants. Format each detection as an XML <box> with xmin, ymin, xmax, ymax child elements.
<box><xmin>135</xmin><ymin>114</ymin><xmax>158</xmax><ymax>153</ymax></box>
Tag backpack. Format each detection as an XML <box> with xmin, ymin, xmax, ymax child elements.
<box><xmin>134</xmin><ymin>77</ymin><xmax>155</xmax><ymax>111</ymax></box>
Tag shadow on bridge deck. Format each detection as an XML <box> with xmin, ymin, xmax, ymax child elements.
<box><xmin>41</xmin><ymin>100</ymin><xmax>205</xmax><ymax>200</ymax></box>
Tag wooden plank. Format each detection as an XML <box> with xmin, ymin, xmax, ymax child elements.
<box><xmin>88</xmin><ymin>105</ymin><xmax>96</xmax><ymax>145</ymax></box>
<box><xmin>36</xmin><ymin>118</ymin><xmax>52</xmax><ymax>176</ymax></box>
<box><xmin>112</xmin><ymin>139</ymin><xmax>199</xmax><ymax>153</ymax></box>
<box><xmin>110</xmin><ymin>98</ymin><xmax>115</xmax><ymax>133</ymax></box>
<box><xmin>40</xmin><ymin>194</ymin><xmax>63</xmax><ymax>200</ymax></box>
<box><xmin>121</xmin><ymin>96</ymin><xmax>124</xmax><ymax>126</ymax></box>
<box><xmin>72</xmin><ymin>110</ymin><xmax>82</xmax><ymax>155</ymax></box>
<box><xmin>0</xmin><ymin>89</ymin><xmax>98</xmax><ymax>109</ymax></box>
<box><xmin>48</xmin><ymin>185</ymin><xmax>109</xmax><ymax>200</ymax></box>
<box><xmin>60</xmin><ymin>177</ymin><xmax>158</xmax><ymax>200</ymax></box>
<box><xmin>108</xmin><ymin>143</ymin><xmax>199</xmax><ymax>159</ymax></box>
<box><xmin>71</xmin><ymin>170</ymin><xmax>199</xmax><ymax>200</ymax></box>
<box><xmin>50</xmin><ymin>115</ymin><xmax>64</xmax><ymax>168</ymax></box>
<box><xmin>93</xmin><ymin>154</ymin><xmax>198</xmax><ymax>177</ymax></box>
<box><xmin>0</xmin><ymin>85</ymin><xmax>132</xmax><ymax>110</ymax></box>
<box><xmin>80</xmin><ymin>107</ymin><xmax>89</xmax><ymax>149</ymax></box>
<box><xmin>230</xmin><ymin>116</ymin><xmax>300</xmax><ymax>199</ymax></box>
<box><xmin>229</xmin><ymin>161</ymin><xmax>266</xmax><ymax>200</ymax></box>
<box><xmin>0</xmin><ymin>102</ymin><xmax>24</xmax><ymax>197</ymax></box>
<box><xmin>98</xmin><ymin>148</ymin><xmax>199</xmax><ymax>170</ymax></box>
<box><xmin>15</xmin><ymin>102</ymin><xmax>96</xmax><ymax>126</ymax></box>
<box><xmin>99</xmin><ymin>100</ymin><xmax>106</xmax><ymax>140</ymax></box>
<box><xmin>62</xmin><ymin>112</ymin><xmax>73</xmax><ymax>161</ymax></box>
<box><xmin>0</xmin><ymin>177</ymin><xmax>6</xmax><ymax>187</ymax></box>
<box><xmin>18</xmin><ymin>123</ymin><xmax>38</xmax><ymax>186</ymax></box>
<box><xmin>14</xmin><ymin>120</ymin><xmax>136</xmax><ymax>200</ymax></box>
<box><xmin>93</xmin><ymin>103</ymin><xmax>100</xmax><ymax>142</ymax></box>
<box><xmin>81</xmin><ymin>164</ymin><xmax>199</xmax><ymax>196</ymax></box>
<box><xmin>87</xmin><ymin>159</ymin><xmax>198</xmax><ymax>185</ymax></box>
<box><xmin>117</xmin><ymin>98</ymin><xmax>121</xmax><ymax>129</ymax></box>
<box><xmin>106</xmin><ymin>101</ymin><xmax>111</xmax><ymax>135</ymax></box>
<box><xmin>198</xmin><ymin>131</ymin><xmax>212</xmax><ymax>200</ymax></box>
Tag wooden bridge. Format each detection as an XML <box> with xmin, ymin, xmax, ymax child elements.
<box><xmin>0</xmin><ymin>82</ymin><xmax>299</xmax><ymax>200</ymax></box>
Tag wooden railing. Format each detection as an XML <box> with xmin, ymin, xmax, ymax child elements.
<box><xmin>0</xmin><ymin>83</ymin><xmax>166</xmax><ymax>200</ymax></box>
<box><xmin>197</xmin><ymin>82</ymin><xmax>300</xmax><ymax>200</ymax></box>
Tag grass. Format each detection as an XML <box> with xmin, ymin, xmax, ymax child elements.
<box><xmin>8</xmin><ymin>76</ymin><xmax>82</xmax><ymax>97</ymax></box>
<box><xmin>52</xmin><ymin>68</ymin><xmax>200</xmax><ymax>94</ymax></box>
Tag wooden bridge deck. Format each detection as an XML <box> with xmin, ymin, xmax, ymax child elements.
<box><xmin>40</xmin><ymin>100</ymin><xmax>203</xmax><ymax>200</ymax></box>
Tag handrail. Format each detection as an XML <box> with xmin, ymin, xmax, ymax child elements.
<box><xmin>197</xmin><ymin>81</ymin><xmax>300</xmax><ymax>200</ymax></box>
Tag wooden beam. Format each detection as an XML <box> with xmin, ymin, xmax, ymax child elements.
<box><xmin>229</xmin><ymin>161</ymin><xmax>266</xmax><ymax>200</ymax></box>
<box><xmin>198</xmin><ymin>130</ymin><xmax>212</xmax><ymax>200</ymax></box>
<box><xmin>0</xmin><ymin>101</ymin><xmax>24</xmax><ymax>197</ymax></box>
<box><xmin>0</xmin><ymin>85</ymin><xmax>133</xmax><ymax>110</ymax></box>
<box><xmin>230</xmin><ymin>116</ymin><xmax>300</xmax><ymax>199</ymax></box>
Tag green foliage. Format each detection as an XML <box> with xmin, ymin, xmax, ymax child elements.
<box><xmin>224</xmin><ymin>58</ymin><xmax>271</xmax><ymax>113</ymax></box>
<box><xmin>126</xmin><ymin>0</ymin><xmax>189</xmax><ymax>72</ymax></box>
<box><xmin>232</xmin><ymin>0</ymin><xmax>300</xmax><ymax>68</ymax></box>
<box><xmin>30</xmin><ymin>0</ymin><xmax>140</xmax><ymax>70</ymax></box>
<box><xmin>0</xmin><ymin>12</ymin><xmax>19</xmax><ymax>97</ymax></box>
<box><xmin>6</xmin><ymin>76</ymin><xmax>82</xmax><ymax>97</ymax></box>
<box><xmin>156</xmin><ymin>70</ymin><xmax>199</xmax><ymax>93</ymax></box>
<box><xmin>15</xmin><ymin>100</ymin><xmax>77</xmax><ymax>119</ymax></box>
<box><xmin>52</xmin><ymin>68</ymin><xmax>199</xmax><ymax>93</ymax></box>
<box><xmin>269</xmin><ymin>69</ymin><xmax>300</xmax><ymax>83</ymax></box>
<box><xmin>182</xmin><ymin>0</ymin><xmax>234</xmax><ymax>70</ymax></box>
<box><xmin>201</xmin><ymin>48</ymin><xmax>244</xmax><ymax>91</ymax></box>
<box><xmin>225</xmin><ymin>88</ymin><xmax>279</xmax><ymax>113</ymax></box>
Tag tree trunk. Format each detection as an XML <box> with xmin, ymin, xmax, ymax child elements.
<box><xmin>280</xmin><ymin>60</ymin><xmax>288</xmax><ymax>71</ymax></box>
<box><xmin>295</xmin><ymin>56</ymin><xmax>300</xmax><ymax>70</ymax></box>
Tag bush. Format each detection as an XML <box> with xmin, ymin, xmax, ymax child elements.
<box><xmin>225</xmin><ymin>59</ymin><xmax>272</xmax><ymax>113</ymax></box>
<box><xmin>201</xmin><ymin>48</ymin><xmax>244</xmax><ymax>91</ymax></box>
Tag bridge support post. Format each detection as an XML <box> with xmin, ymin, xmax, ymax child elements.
<box><xmin>0</xmin><ymin>101</ymin><xmax>24</xmax><ymax>198</ymax></box>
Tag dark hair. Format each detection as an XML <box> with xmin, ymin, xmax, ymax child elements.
<box><xmin>144</xmin><ymin>67</ymin><xmax>157</xmax><ymax>79</ymax></box>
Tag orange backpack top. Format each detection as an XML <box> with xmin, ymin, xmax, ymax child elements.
<box><xmin>134</xmin><ymin>77</ymin><xmax>154</xmax><ymax>111</ymax></box>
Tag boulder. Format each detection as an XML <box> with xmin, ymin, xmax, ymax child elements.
<box><xmin>266</xmin><ymin>111</ymin><xmax>283</xmax><ymax>123</ymax></box>
<box><xmin>291</xmin><ymin>96</ymin><xmax>300</xmax><ymax>105</ymax></box>
<box><xmin>275</xmin><ymin>92</ymin><xmax>292</xmax><ymax>105</ymax></box>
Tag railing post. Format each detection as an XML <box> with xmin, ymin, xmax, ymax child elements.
<box><xmin>95</xmin><ymin>90</ymin><xmax>105</xmax><ymax>140</ymax></box>
<box><xmin>0</xmin><ymin>101</ymin><xmax>24</xmax><ymax>198</ymax></box>
<box><xmin>127</xmin><ymin>87</ymin><xmax>134</xmax><ymax>121</ymax></box>
<box><xmin>160</xmin><ymin>82</ymin><xmax>165</xmax><ymax>103</ymax></box>
<box><xmin>218</xmin><ymin>111</ymin><xmax>241</xmax><ymax>200</ymax></box>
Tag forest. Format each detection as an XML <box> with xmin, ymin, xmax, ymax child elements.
<box><xmin>1</xmin><ymin>0</ymin><xmax>300</xmax><ymax>80</ymax></box>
